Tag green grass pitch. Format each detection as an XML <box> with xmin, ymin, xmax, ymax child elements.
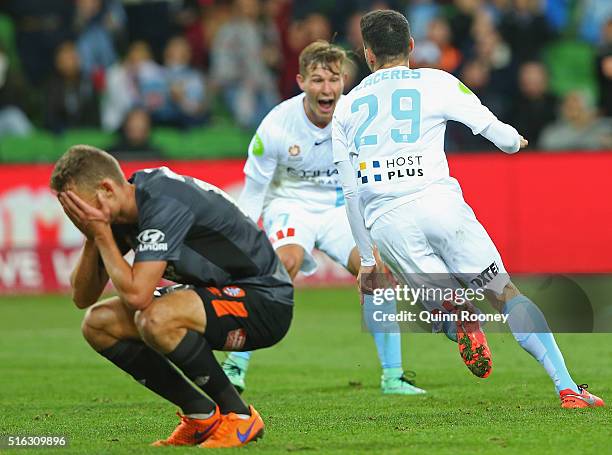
<box><xmin>1</xmin><ymin>288</ymin><xmax>610</xmax><ymax>454</ymax></box>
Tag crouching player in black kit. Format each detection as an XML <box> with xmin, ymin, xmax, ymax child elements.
<box><xmin>50</xmin><ymin>145</ymin><xmax>293</xmax><ymax>448</ymax></box>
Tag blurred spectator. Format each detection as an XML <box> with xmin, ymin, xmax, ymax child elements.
<box><xmin>0</xmin><ymin>45</ymin><xmax>32</xmax><ymax>137</ymax></box>
<box><xmin>73</xmin><ymin>0</ymin><xmax>126</xmax><ymax>77</ymax></box>
<box><xmin>472</xmin><ymin>27</ymin><xmax>514</xmax><ymax>97</ymax></box>
<box><xmin>155</xmin><ymin>36</ymin><xmax>208</xmax><ymax>128</ymax></box>
<box><xmin>4</xmin><ymin>0</ymin><xmax>73</xmax><ymax>85</ymax></box>
<box><xmin>446</xmin><ymin>60</ymin><xmax>506</xmax><ymax>151</ymax></box>
<box><xmin>508</xmin><ymin>62</ymin><xmax>558</xmax><ymax>145</ymax></box>
<box><xmin>544</xmin><ymin>0</ymin><xmax>570</xmax><ymax>32</ymax></box>
<box><xmin>44</xmin><ymin>41</ymin><xmax>100</xmax><ymax>134</ymax></box>
<box><xmin>278</xmin><ymin>12</ymin><xmax>333</xmax><ymax>98</ymax></box>
<box><xmin>499</xmin><ymin>0</ymin><xmax>554</xmax><ymax>63</ymax></box>
<box><xmin>463</xmin><ymin>59</ymin><xmax>506</xmax><ymax>118</ymax></box>
<box><xmin>123</xmin><ymin>0</ymin><xmax>176</xmax><ymax>59</ymax></box>
<box><xmin>260</xmin><ymin>0</ymin><xmax>283</xmax><ymax>76</ymax></box>
<box><xmin>429</xmin><ymin>17</ymin><xmax>462</xmax><ymax>73</ymax></box>
<box><xmin>539</xmin><ymin>91</ymin><xmax>612</xmax><ymax>150</ymax></box>
<box><xmin>406</xmin><ymin>0</ymin><xmax>440</xmax><ymax>42</ymax></box>
<box><xmin>211</xmin><ymin>0</ymin><xmax>279</xmax><ymax>129</ymax></box>
<box><xmin>107</xmin><ymin>108</ymin><xmax>162</xmax><ymax>158</ymax></box>
<box><xmin>102</xmin><ymin>41</ymin><xmax>164</xmax><ymax>131</ymax></box>
<box><xmin>176</xmin><ymin>0</ymin><xmax>234</xmax><ymax>71</ymax></box>
<box><xmin>412</xmin><ymin>16</ymin><xmax>462</xmax><ymax>73</ymax></box>
<box><xmin>343</xmin><ymin>11</ymin><xmax>370</xmax><ymax>91</ymax></box>
<box><xmin>447</xmin><ymin>0</ymin><xmax>481</xmax><ymax>52</ymax></box>
<box><xmin>303</xmin><ymin>13</ymin><xmax>332</xmax><ymax>43</ymax></box>
<box><xmin>579</xmin><ymin>0</ymin><xmax>612</xmax><ymax>44</ymax></box>
<box><xmin>596</xmin><ymin>19</ymin><xmax>612</xmax><ymax>116</ymax></box>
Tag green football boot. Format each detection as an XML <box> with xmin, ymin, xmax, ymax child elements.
<box><xmin>381</xmin><ymin>368</ymin><xmax>427</xmax><ymax>395</ymax></box>
<box><xmin>221</xmin><ymin>354</ymin><xmax>249</xmax><ymax>394</ymax></box>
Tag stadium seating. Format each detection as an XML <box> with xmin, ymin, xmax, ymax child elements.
<box><xmin>544</xmin><ymin>40</ymin><xmax>597</xmax><ymax>98</ymax></box>
<box><xmin>0</xmin><ymin>124</ymin><xmax>253</xmax><ymax>162</ymax></box>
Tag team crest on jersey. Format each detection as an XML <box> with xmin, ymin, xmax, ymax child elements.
<box><xmin>288</xmin><ymin>144</ymin><xmax>301</xmax><ymax>159</ymax></box>
<box><xmin>222</xmin><ymin>286</ymin><xmax>246</xmax><ymax>298</ymax></box>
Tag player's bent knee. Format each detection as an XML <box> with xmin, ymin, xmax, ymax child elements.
<box><xmin>135</xmin><ymin>302</ymin><xmax>177</xmax><ymax>346</ymax></box>
<box><xmin>81</xmin><ymin>302</ymin><xmax>122</xmax><ymax>348</ymax></box>
<box><xmin>278</xmin><ymin>246</ymin><xmax>304</xmax><ymax>279</ymax></box>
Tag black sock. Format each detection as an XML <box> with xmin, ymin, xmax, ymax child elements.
<box><xmin>166</xmin><ymin>330</ymin><xmax>249</xmax><ymax>415</ymax></box>
<box><xmin>100</xmin><ymin>339</ymin><xmax>216</xmax><ymax>415</ymax></box>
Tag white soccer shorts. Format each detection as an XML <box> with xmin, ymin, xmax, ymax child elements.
<box><xmin>369</xmin><ymin>188</ymin><xmax>510</xmax><ymax>303</ymax></box>
<box><xmin>263</xmin><ymin>199</ymin><xmax>355</xmax><ymax>275</ymax></box>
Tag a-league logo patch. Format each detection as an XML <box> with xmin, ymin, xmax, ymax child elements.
<box><xmin>222</xmin><ymin>286</ymin><xmax>246</xmax><ymax>298</ymax></box>
<box><xmin>223</xmin><ymin>328</ymin><xmax>246</xmax><ymax>350</ymax></box>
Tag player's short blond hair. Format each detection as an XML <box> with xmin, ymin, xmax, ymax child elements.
<box><xmin>50</xmin><ymin>145</ymin><xmax>125</xmax><ymax>193</ymax></box>
<box><xmin>299</xmin><ymin>40</ymin><xmax>348</xmax><ymax>77</ymax></box>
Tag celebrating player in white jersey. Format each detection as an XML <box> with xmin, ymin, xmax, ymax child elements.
<box><xmin>222</xmin><ymin>40</ymin><xmax>425</xmax><ymax>396</ymax></box>
<box><xmin>332</xmin><ymin>10</ymin><xmax>604</xmax><ymax>408</ymax></box>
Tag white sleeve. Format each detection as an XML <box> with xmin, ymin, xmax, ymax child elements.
<box><xmin>243</xmin><ymin>113</ymin><xmax>279</xmax><ymax>185</ymax></box>
<box><xmin>480</xmin><ymin>120</ymin><xmax>521</xmax><ymax>154</ymax></box>
<box><xmin>443</xmin><ymin>73</ymin><xmax>497</xmax><ymax>135</ymax></box>
<box><xmin>237</xmin><ymin>176</ymin><xmax>268</xmax><ymax>222</ymax></box>
<box><xmin>332</xmin><ymin>110</ymin><xmax>376</xmax><ymax>267</ymax></box>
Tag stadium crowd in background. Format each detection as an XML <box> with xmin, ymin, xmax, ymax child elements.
<box><xmin>0</xmin><ymin>0</ymin><xmax>611</xmax><ymax>153</ymax></box>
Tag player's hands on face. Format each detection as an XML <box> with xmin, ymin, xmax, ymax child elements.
<box><xmin>519</xmin><ymin>136</ymin><xmax>528</xmax><ymax>149</ymax></box>
<box><xmin>60</xmin><ymin>191</ymin><xmax>112</xmax><ymax>238</ymax></box>
<box><xmin>58</xmin><ymin>193</ymin><xmax>93</xmax><ymax>239</ymax></box>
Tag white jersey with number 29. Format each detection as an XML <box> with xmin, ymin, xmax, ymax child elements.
<box><xmin>332</xmin><ymin>66</ymin><xmax>500</xmax><ymax>228</ymax></box>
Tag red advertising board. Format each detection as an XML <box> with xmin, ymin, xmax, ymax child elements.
<box><xmin>0</xmin><ymin>152</ymin><xmax>611</xmax><ymax>294</ymax></box>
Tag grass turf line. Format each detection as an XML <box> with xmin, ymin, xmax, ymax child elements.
<box><xmin>0</xmin><ymin>288</ymin><xmax>610</xmax><ymax>454</ymax></box>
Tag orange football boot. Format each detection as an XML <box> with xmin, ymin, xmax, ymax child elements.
<box><xmin>444</xmin><ymin>301</ymin><xmax>493</xmax><ymax>378</ymax></box>
<box><xmin>200</xmin><ymin>405</ymin><xmax>264</xmax><ymax>448</ymax></box>
<box><xmin>151</xmin><ymin>407</ymin><xmax>220</xmax><ymax>446</ymax></box>
<box><xmin>560</xmin><ymin>384</ymin><xmax>605</xmax><ymax>409</ymax></box>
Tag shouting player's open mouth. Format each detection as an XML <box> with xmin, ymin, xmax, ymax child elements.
<box><xmin>318</xmin><ymin>98</ymin><xmax>335</xmax><ymax>113</ymax></box>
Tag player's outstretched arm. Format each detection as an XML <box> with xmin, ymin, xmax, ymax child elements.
<box><xmin>237</xmin><ymin>176</ymin><xmax>269</xmax><ymax>223</ymax></box>
<box><xmin>442</xmin><ymin>73</ymin><xmax>528</xmax><ymax>154</ymax></box>
<box><xmin>480</xmin><ymin>120</ymin><xmax>529</xmax><ymax>154</ymax></box>
<box><xmin>240</xmin><ymin>112</ymin><xmax>280</xmax><ymax>222</ymax></box>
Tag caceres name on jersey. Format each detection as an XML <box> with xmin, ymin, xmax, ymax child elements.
<box><xmin>332</xmin><ymin>66</ymin><xmax>499</xmax><ymax>228</ymax></box>
<box><xmin>244</xmin><ymin>93</ymin><xmax>346</xmax><ymax>211</ymax></box>
<box><xmin>110</xmin><ymin>167</ymin><xmax>293</xmax><ymax>305</ymax></box>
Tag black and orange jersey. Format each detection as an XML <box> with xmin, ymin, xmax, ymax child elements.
<box><xmin>112</xmin><ymin>167</ymin><xmax>293</xmax><ymax>306</ymax></box>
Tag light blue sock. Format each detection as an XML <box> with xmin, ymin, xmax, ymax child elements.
<box><xmin>362</xmin><ymin>294</ymin><xmax>403</xmax><ymax>372</ymax></box>
<box><xmin>227</xmin><ymin>351</ymin><xmax>251</xmax><ymax>371</ymax></box>
<box><xmin>503</xmin><ymin>295</ymin><xmax>578</xmax><ymax>393</ymax></box>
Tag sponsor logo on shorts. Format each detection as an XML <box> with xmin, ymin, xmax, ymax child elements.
<box><xmin>137</xmin><ymin>229</ymin><xmax>168</xmax><ymax>252</ymax></box>
<box><xmin>358</xmin><ymin>155</ymin><xmax>424</xmax><ymax>184</ymax></box>
<box><xmin>222</xmin><ymin>286</ymin><xmax>246</xmax><ymax>298</ymax></box>
<box><xmin>223</xmin><ymin>328</ymin><xmax>246</xmax><ymax>350</ymax></box>
<box><xmin>470</xmin><ymin>262</ymin><xmax>500</xmax><ymax>288</ymax></box>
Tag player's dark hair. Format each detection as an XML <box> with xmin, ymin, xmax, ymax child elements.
<box><xmin>299</xmin><ymin>40</ymin><xmax>348</xmax><ymax>77</ymax></box>
<box><xmin>50</xmin><ymin>145</ymin><xmax>125</xmax><ymax>193</ymax></box>
<box><xmin>360</xmin><ymin>10</ymin><xmax>412</xmax><ymax>66</ymax></box>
